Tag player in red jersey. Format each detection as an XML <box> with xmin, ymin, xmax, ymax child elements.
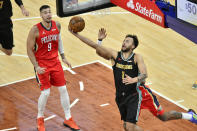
<box><xmin>27</xmin><ymin>5</ymin><xmax>80</xmax><ymax>131</ymax></box>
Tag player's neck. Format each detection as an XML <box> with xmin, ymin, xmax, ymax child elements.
<box><xmin>122</xmin><ymin>50</ymin><xmax>133</xmax><ymax>60</ymax></box>
<box><xmin>41</xmin><ymin>21</ymin><xmax>52</xmax><ymax>29</ymax></box>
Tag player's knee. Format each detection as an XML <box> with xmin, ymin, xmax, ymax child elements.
<box><xmin>159</xmin><ymin>116</ymin><xmax>168</xmax><ymax>121</ymax></box>
<box><xmin>5</xmin><ymin>50</ymin><xmax>12</xmax><ymax>56</ymax></box>
<box><xmin>123</xmin><ymin>122</ymin><xmax>127</xmax><ymax>131</ymax></box>
<box><xmin>125</xmin><ymin>122</ymin><xmax>142</xmax><ymax>131</ymax></box>
<box><xmin>158</xmin><ymin>112</ymin><xmax>169</xmax><ymax>121</ymax></box>
<box><xmin>58</xmin><ymin>85</ymin><xmax>67</xmax><ymax>94</ymax></box>
<box><xmin>41</xmin><ymin>88</ymin><xmax>50</xmax><ymax>97</ymax></box>
<box><xmin>125</xmin><ymin>123</ymin><xmax>134</xmax><ymax>131</ymax></box>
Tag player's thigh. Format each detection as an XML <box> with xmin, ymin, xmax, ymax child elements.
<box><xmin>126</xmin><ymin>94</ymin><xmax>141</xmax><ymax>123</ymax></box>
<box><xmin>116</xmin><ymin>100</ymin><xmax>127</xmax><ymax>122</ymax></box>
<box><xmin>0</xmin><ymin>27</ymin><xmax>14</xmax><ymax>50</ymax></box>
<box><xmin>50</xmin><ymin>64</ymin><xmax>66</xmax><ymax>86</ymax></box>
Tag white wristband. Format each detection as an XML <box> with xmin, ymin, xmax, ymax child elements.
<box><xmin>97</xmin><ymin>40</ymin><xmax>102</xmax><ymax>45</ymax></box>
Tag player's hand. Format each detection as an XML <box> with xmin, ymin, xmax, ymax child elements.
<box><xmin>62</xmin><ymin>58</ymin><xmax>72</xmax><ymax>68</ymax></box>
<box><xmin>98</xmin><ymin>28</ymin><xmax>107</xmax><ymax>40</ymax></box>
<box><xmin>35</xmin><ymin>66</ymin><xmax>46</xmax><ymax>74</ymax></box>
<box><xmin>122</xmin><ymin>74</ymin><xmax>138</xmax><ymax>85</ymax></box>
<box><xmin>68</xmin><ymin>26</ymin><xmax>77</xmax><ymax>35</ymax></box>
<box><xmin>20</xmin><ymin>6</ymin><xmax>29</xmax><ymax>16</ymax></box>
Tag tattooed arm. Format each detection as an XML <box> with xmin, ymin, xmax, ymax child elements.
<box><xmin>122</xmin><ymin>53</ymin><xmax>147</xmax><ymax>85</ymax></box>
<box><xmin>135</xmin><ymin>53</ymin><xmax>148</xmax><ymax>82</ymax></box>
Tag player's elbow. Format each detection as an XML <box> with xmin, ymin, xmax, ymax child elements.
<box><xmin>27</xmin><ymin>47</ymin><xmax>34</xmax><ymax>56</ymax></box>
<box><xmin>145</xmin><ymin>73</ymin><xmax>148</xmax><ymax>79</ymax></box>
<box><xmin>5</xmin><ymin>50</ymin><xmax>13</xmax><ymax>56</ymax></box>
<box><xmin>96</xmin><ymin>49</ymin><xmax>111</xmax><ymax>60</ymax></box>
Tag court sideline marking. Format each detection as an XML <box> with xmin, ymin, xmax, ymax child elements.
<box><xmin>0</xmin><ymin>127</ymin><xmax>17</xmax><ymax>131</ymax></box>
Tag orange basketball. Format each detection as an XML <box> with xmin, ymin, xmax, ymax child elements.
<box><xmin>69</xmin><ymin>16</ymin><xmax>85</xmax><ymax>33</ymax></box>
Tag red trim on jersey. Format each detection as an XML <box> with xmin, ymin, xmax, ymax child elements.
<box><xmin>139</xmin><ymin>85</ymin><xmax>165</xmax><ymax>116</ymax></box>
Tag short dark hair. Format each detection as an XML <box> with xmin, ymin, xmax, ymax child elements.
<box><xmin>40</xmin><ymin>5</ymin><xmax>50</xmax><ymax>12</ymax></box>
<box><xmin>125</xmin><ymin>34</ymin><xmax>139</xmax><ymax>49</ymax></box>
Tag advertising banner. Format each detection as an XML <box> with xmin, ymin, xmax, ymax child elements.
<box><xmin>110</xmin><ymin>0</ymin><xmax>166</xmax><ymax>27</ymax></box>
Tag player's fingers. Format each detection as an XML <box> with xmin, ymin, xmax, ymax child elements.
<box><xmin>41</xmin><ymin>69</ymin><xmax>45</xmax><ymax>73</ymax></box>
<box><xmin>25</xmin><ymin>11</ymin><xmax>29</xmax><ymax>16</ymax></box>
<box><xmin>100</xmin><ymin>28</ymin><xmax>104</xmax><ymax>33</ymax></box>
<box><xmin>68</xmin><ymin>26</ymin><xmax>72</xmax><ymax>32</ymax></box>
<box><xmin>41</xmin><ymin>67</ymin><xmax>46</xmax><ymax>71</ymax></box>
<box><xmin>103</xmin><ymin>28</ymin><xmax>106</xmax><ymax>33</ymax></box>
<box><xmin>125</xmin><ymin>74</ymin><xmax>129</xmax><ymax>78</ymax></box>
<box><xmin>68</xmin><ymin>63</ymin><xmax>72</xmax><ymax>68</ymax></box>
<box><xmin>122</xmin><ymin>79</ymin><xmax>126</xmax><ymax>83</ymax></box>
<box><xmin>27</xmin><ymin>12</ymin><xmax>30</xmax><ymax>16</ymax></box>
<box><xmin>38</xmin><ymin>70</ymin><xmax>44</xmax><ymax>74</ymax></box>
<box><xmin>103</xmin><ymin>28</ymin><xmax>106</xmax><ymax>32</ymax></box>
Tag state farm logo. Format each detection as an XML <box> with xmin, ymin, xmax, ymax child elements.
<box><xmin>127</xmin><ymin>0</ymin><xmax>135</xmax><ymax>9</ymax></box>
<box><xmin>126</xmin><ymin>0</ymin><xmax>163</xmax><ymax>23</ymax></box>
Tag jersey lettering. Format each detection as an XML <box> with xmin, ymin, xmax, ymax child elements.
<box><xmin>116</xmin><ymin>63</ymin><xmax>133</xmax><ymax>70</ymax></box>
<box><xmin>122</xmin><ymin>71</ymin><xmax>125</xmax><ymax>80</ymax></box>
<box><xmin>41</xmin><ymin>34</ymin><xmax>58</xmax><ymax>44</ymax></box>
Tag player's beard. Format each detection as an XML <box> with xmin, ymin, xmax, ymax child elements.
<box><xmin>121</xmin><ymin>46</ymin><xmax>131</xmax><ymax>52</ymax></box>
<box><xmin>46</xmin><ymin>19</ymin><xmax>51</xmax><ymax>23</ymax></box>
<box><xmin>44</xmin><ymin>17</ymin><xmax>52</xmax><ymax>23</ymax></box>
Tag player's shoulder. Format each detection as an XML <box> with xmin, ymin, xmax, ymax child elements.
<box><xmin>31</xmin><ymin>25</ymin><xmax>39</xmax><ymax>33</ymax></box>
<box><xmin>54</xmin><ymin>20</ymin><xmax>60</xmax><ymax>25</ymax></box>
<box><xmin>134</xmin><ymin>53</ymin><xmax>144</xmax><ymax>61</ymax></box>
<box><xmin>29</xmin><ymin>25</ymin><xmax>39</xmax><ymax>37</ymax></box>
<box><xmin>31</xmin><ymin>25</ymin><xmax>38</xmax><ymax>31</ymax></box>
<box><xmin>54</xmin><ymin>20</ymin><xmax>61</xmax><ymax>30</ymax></box>
<box><xmin>134</xmin><ymin>53</ymin><xmax>142</xmax><ymax>58</ymax></box>
<box><xmin>54</xmin><ymin>21</ymin><xmax>61</xmax><ymax>27</ymax></box>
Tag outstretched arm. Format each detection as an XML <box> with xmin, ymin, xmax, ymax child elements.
<box><xmin>69</xmin><ymin>28</ymin><xmax>117</xmax><ymax>60</ymax></box>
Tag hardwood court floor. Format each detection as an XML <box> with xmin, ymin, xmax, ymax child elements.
<box><xmin>0</xmin><ymin>62</ymin><xmax>196</xmax><ymax>131</ymax></box>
